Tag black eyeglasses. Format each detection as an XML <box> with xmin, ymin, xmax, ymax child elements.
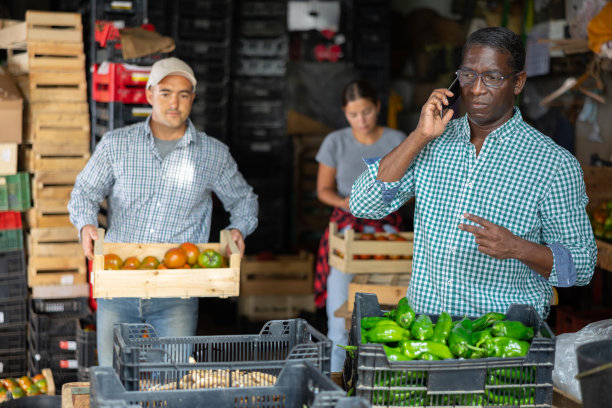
<box><xmin>456</xmin><ymin>68</ymin><xmax>516</xmax><ymax>88</ymax></box>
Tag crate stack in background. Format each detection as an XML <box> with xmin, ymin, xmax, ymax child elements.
<box><xmin>171</xmin><ymin>0</ymin><xmax>233</xmax><ymax>144</ymax></box>
<box><xmin>27</xmin><ymin>297</ymin><xmax>92</xmax><ymax>387</ymax></box>
<box><xmin>0</xmin><ymin>11</ymin><xmax>90</xmax><ymax>298</ymax></box>
<box><xmin>348</xmin><ymin>0</ymin><xmax>391</xmax><ymax>121</ymax></box>
<box><xmin>230</xmin><ymin>0</ymin><xmax>291</xmax><ymax>254</ymax></box>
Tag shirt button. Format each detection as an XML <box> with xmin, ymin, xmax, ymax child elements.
<box><xmin>447</xmin><ymin>280</ymin><xmax>453</xmax><ymax>286</ymax></box>
<box><xmin>457</xmin><ymin>213</ymin><xmax>463</xmax><ymax>219</ymax></box>
<box><xmin>450</xmin><ymin>247</ymin><xmax>456</xmax><ymax>253</ymax></box>
<box><xmin>467</xmin><ymin>182</ymin><xmax>473</xmax><ymax>188</ymax></box>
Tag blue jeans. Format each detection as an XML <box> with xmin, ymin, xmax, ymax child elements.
<box><xmin>96</xmin><ymin>297</ymin><xmax>199</xmax><ymax>366</ymax></box>
<box><xmin>326</xmin><ymin>266</ymin><xmax>354</xmax><ymax>372</ymax></box>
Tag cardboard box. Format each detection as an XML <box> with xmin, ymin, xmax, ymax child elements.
<box><xmin>0</xmin><ymin>143</ymin><xmax>17</xmax><ymax>175</ymax></box>
<box><xmin>0</xmin><ymin>67</ymin><xmax>23</xmax><ymax>143</ymax></box>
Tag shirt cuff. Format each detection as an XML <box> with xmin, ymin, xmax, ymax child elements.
<box><xmin>542</xmin><ymin>243</ymin><xmax>576</xmax><ymax>287</ymax></box>
<box><xmin>363</xmin><ymin>156</ymin><xmax>402</xmax><ymax>204</ymax></box>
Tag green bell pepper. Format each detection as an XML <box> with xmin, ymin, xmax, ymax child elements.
<box><xmin>410</xmin><ymin>314</ymin><xmax>434</xmax><ymax>341</ymax></box>
<box><xmin>366</xmin><ymin>324</ymin><xmax>411</xmax><ymax>343</ymax></box>
<box><xmin>383</xmin><ymin>344</ymin><xmax>413</xmax><ymax>361</ymax></box>
<box><xmin>472</xmin><ymin>328</ymin><xmax>493</xmax><ymax>348</ymax></box>
<box><xmin>471</xmin><ymin>312</ymin><xmax>506</xmax><ymax>331</ymax></box>
<box><xmin>491</xmin><ymin>320</ymin><xmax>535</xmax><ymax>341</ymax></box>
<box><xmin>361</xmin><ymin>316</ymin><xmax>389</xmax><ymax>330</ymax></box>
<box><xmin>430</xmin><ymin>311</ymin><xmax>452</xmax><ymax>344</ymax></box>
<box><xmin>395</xmin><ymin>297</ymin><xmax>416</xmax><ymax>329</ymax></box>
<box><xmin>419</xmin><ymin>352</ymin><xmax>440</xmax><ymax>361</ymax></box>
<box><xmin>399</xmin><ymin>340</ymin><xmax>454</xmax><ymax>360</ymax></box>
<box><xmin>448</xmin><ymin>317</ymin><xmax>483</xmax><ymax>358</ymax></box>
<box><xmin>483</xmin><ymin>336</ymin><xmax>530</xmax><ymax>358</ymax></box>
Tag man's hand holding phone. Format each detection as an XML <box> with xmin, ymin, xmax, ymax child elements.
<box><xmin>441</xmin><ymin>77</ymin><xmax>460</xmax><ymax>117</ymax></box>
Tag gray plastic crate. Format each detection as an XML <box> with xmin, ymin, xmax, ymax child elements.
<box><xmin>348</xmin><ymin>293</ymin><xmax>556</xmax><ymax>407</ymax></box>
<box><xmin>91</xmin><ymin>361</ymin><xmax>360</xmax><ymax>408</ymax></box>
<box><xmin>114</xmin><ymin>319</ymin><xmax>331</xmax><ymax>391</ymax></box>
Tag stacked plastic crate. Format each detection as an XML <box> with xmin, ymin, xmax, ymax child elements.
<box><xmin>230</xmin><ymin>0</ymin><xmax>290</xmax><ymax>254</ymax></box>
<box><xmin>171</xmin><ymin>0</ymin><xmax>233</xmax><ymax>143</ymax></box>
<box><xmin>0</xmin><ymin>211</ymin><xmax>28</xmax><ymax>380</ymax></box>
<box><xmin>89</xmin><ymin>0</ymin><xmax>166</xmax><ymax>150</ymax></box>
<box><xmin>349</xmin><ymin>0</ymin><xmax>390</xmax><ymax>120</ymax></box>
<box><xmin>27</xmin><ymin>297</ymin><xmax>91</xmax><ymax>388</ymax></box>
<box><xmin>0</xmin><ymin>11</ymin><xmax>91</xmax><ymax>294</ymax></box>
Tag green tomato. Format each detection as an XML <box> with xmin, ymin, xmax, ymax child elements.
<box><xmin>197</xmin><ymin>249</ymin><xmax>224</xmax><ymax>268</ymax></box>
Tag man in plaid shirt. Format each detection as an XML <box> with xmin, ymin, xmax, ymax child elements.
<box><xmin>350</xmin><ymin>27</ymin><xmax>596</xmax><ymax>319</ymax></box>
<box><xmin>69</xmin><ymin>58</ymin><xmax>258</xmax><ymax>365</ymax></box>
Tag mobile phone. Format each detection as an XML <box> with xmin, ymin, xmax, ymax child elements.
<box><xmin>445</xmin><ymin>77</ymin><xmax>461</xmax><ymax>109</ymax></box>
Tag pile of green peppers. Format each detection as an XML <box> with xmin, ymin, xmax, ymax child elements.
<box><xmin>349</xmin><ymin>298</ymin><xmax>539</xmax><ymax>406</ymax></box>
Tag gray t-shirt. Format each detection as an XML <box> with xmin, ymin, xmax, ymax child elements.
<box><xmin>153</xmin><ymin>137</ymin><xmax>181</xmax><ymax>160</ymax></box>
<box><xmin>315</xmin><ymin>127</ymin><xmax>406</xmax><ymax>197</ymax></box>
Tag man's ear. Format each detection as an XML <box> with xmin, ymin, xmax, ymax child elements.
<box><xmin>146</xmin><ymin>88</ymin><xmax>153</xmax><ymax>105</ymax></box>
<box><xmin>513</xmin><ymin>71</ymin><xmax>527</xmax><ymax>95</ymax></box>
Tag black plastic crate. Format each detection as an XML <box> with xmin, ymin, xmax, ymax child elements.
<box><xmin>30</xmin><ymin>297</ymin><xmax>89</xmax><ymax>315</ymax></box>
<box><xmin>94</xmin><ymin>0</ymin><xmax>146</xmax><ymax>26</ymax></box>
<box><xmin>77</xmin><ymin>366</ymin><xmax>91</xmax><ymax>382</ymax></box>
<box><xmin>28</xmin><ymin>301</ymin><xmax>82</xmax><ymax>337</ymax></box>
<box><xmin>190</xmin><ymin>101</ymin><xmax>228</xmax><ymax>122</ymax></box>
<box><xmin>28</xmin><ymin>324</ymin><xmax>77</xmax><ymax>355</ymax></box>
<box><xmin>176</xmin><ymin>0</ymin><xmax>232</xmax><ymax>18</ymax></box>
<box><xmin>175</xmin><ymin>40</ymin><xmax>231</xmax><ymax>63</ymax></box>
<box><xmin>0</xmin><ymin>350</ymin><xmax>26</xmax><ymax>378</ymax></box>
<box><xmin>95</xmin><ymin>101</ymin><xmax>151</xmax><ymax>125</ymax></box>
<box><xmin>77</xmin><ymin>318</ymin><xmax>97</xmax><ymax>369</ymax></box>
<box><xmin>232</xmin><ymin>78</ymin><xmax>285</xmax><ymax>100</ymax></box>
<box><xmin>236</xmin><ymin>100</ymin><xmax>285</xmax><ymax>125</ymax></box>
<box><xmin>234</xmin><ymin>57</ymin><xmax>286</xmax><ymax>77</ymax></box>
<box><xmin>173</xmin><ymin>16</ymin><xmax>231</xmax><ymax>41</ymax></box>
<box><xmin>94</xmin><ymin>40</ymin><xmax>168</xmax><ymax>65</ymax></box>
<box><xmin>240</xmin><ymin>1</ymin><xmax>287</xmax><ymax>17</ymax></box>
<box><xmin>113</xmin><ymin>318</ymin><xmax>331</xmax><ymax>391</ymax></box>
<box><xmin>27</xmin><ymin>355</ymin><xmax>78</xmax><ymax>389</ymax></box>
<box><xmin>240</xmin><ymin>19</ymin><xmax>287</xmax><ymax>38</ymax></box>
<box><xmin>91</xmin><ymin>361</ymin><xmax>347</xmax><ymax>408</ymax></box>
<box><xmin>358</xmin><ymin>28</ymin><xmax>388</xmax><ymax>47</ymax></box>
<box><xmin>234</xmin><ymin>123</ymin><xmax>286</xmax><ymax>141</ymax></box>
<box><xmin>0</xmin><ymin>272</ymin><xmax>27</xmax><ymax>299</ymax></box>
<box><xmin>0</xmin><ymin>324</ymin><xmax>26</xmax><ymax>352</ymax></box>
<box><xmin>237</xmin><ymin>37</ymin><xmax>288</xmax><ymax>57</ymax></box>
<box><xmin>187</xmin><ymin>61</ymin><xmax>230</xmax><ymax>84</ymax></box>
<box><xmin>0</xmin><ymin>298</ymin><xmax>26</xmax><ymax>329</ymax></box>
<box><xmin>348</xmin><ymin>293</ymin><xmax>556</xmax><ymax>407</ymax></box>
<box><xmin>355</xmin><ymin>45</ymin><xmax>389</xmax><ymax>68</ymax></box>
<box><xmin>194</xmin><ymin>81</ymin><xmax>229</xmax><ymax>105</ymax></box>
<box><xmin>29</xmin><ymin>349</ymin><xmax>78</xmax><ymax>372</ymax></box>
<box><xmin>0</xmin><ymin>249</ymin><xmax>26</xmax><ymax>276</ymax></box>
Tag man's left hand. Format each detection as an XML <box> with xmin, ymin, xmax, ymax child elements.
<box><xmin>458</xmin><ymin>213</ymin><xmax>518</xmax><ymax>259</ymax></box>
<box><xmin>229</xmin><ymin>228</ymin><xmax>245</xmax><ymax>257</ymax></box>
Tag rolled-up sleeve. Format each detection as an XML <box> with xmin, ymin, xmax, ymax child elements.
<box><xmin>349</xmin><ymin>156</ymin><xmax>415</xmax><ymax>219</ymax></box>
<box><xmin>68</xmin><ymin>139</ymin><xmax>115</xmax><ymax>237</ymax></box>
<box><xmin>540</xmin><ymin>155</ymin><xmax>597</xmax><ymax>287</ymax></box>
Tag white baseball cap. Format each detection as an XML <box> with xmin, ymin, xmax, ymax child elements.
<box><xmin>146</xmin><ymin>57</ymin><xmax>197</xmax><ymax>90</ymax></box>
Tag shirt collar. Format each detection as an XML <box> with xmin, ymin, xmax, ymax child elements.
<box><xmin>459</xmin><ymin>107</ymin><xmax>523</xmax><ymax>144</ymax></box>
<box><xmin>144</xmin><ymin>116</ymin><xmax>197</xmax><ymax>146</ymax></box>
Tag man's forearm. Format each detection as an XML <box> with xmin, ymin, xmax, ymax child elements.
<box><xmin>513</xmin><ymin>239</ymin><xmax>554</xmax><ymax>279</ymax></box>
<box><xmin>377</xmin><ymin>131</ymin><xmax>429</xmax><ymax>182</ymax></box>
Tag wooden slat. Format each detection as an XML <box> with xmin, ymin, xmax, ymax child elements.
<box><xmin>347</xmin><ymin>273</ymin><xmax>411</xmax><ymax>311</ymax></box>
<box><xmin>28</xmin><ymin>256</ymin><xmax>87</xmax><ymax>287</ymax></box>
<box><xmin>26</xmin><ymin>71</ymin><xmax>87</xmax><ymax>102</ymax></box>
<box><xmin>27</xmin><ymin>227</ymin><xmax>82</xmax><ymax>258</ymax></box>
<box><xmin>240</xmin><ymin>251</ymin><xmax>314</xmax><ymax>295</ymax></box>
<box><xmin>22</xmin><ymin>145</ymin><xmax>90</xmax><ymax>173</ymax></box>
<box><xmin>25</xmin><ymin>208</ymin><xmax>73</xmax><ymax>228</ymax></box>
<box><xmin>27</xmin><ymin>42</ymin><xmax>85</xmax><ymax>72</ymax></box>
<box><xmin>31</xmin><ymin>112</ymin><xmax>90</xmax><ymax>145</ymax></box>
<box><xmin>238</xmin><ymin>294</ymin><xmax>315</xmax><ymax>321</ymax></box>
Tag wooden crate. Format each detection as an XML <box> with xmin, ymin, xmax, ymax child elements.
<box><xmin>240</xmin><ymin>251</ymin><xmax>314</xmax><ymax>295</ymax></box>
<box><xmin>26</xmin><ymin>208</ymin><xmax>72</xmax><ymax>228</ymax></box>
<box><xmin>21</xmin><ymin>144</ymin><xmax>90</xmax><ymax>174</ymax></box>
<box><xmin>27</xmin><ymin>111</ymin><xmax>90</xmax><ymax>146</ymax></box>
<box><xmin>328</xmin><ymin>222</ymin><xmax>414</xmax><ymax>274</ymax></box>
<box><xmin>93</xmin><ymin>228</ymin><xmax>241</xmax><ymax>299</ymax></box>
<box><xmin>347</xmin><ymin>273</ymin><xmax>411</xmax><ymax>312</ymax></box>
<box><xmin>24</xmin><ymin>102</ymin><xmax>89</xmax><ymax>143</ymax></box>
<box><xmin>0</xmin><ymin>11</ymin><xmax>83</xmax><ymax>49</ymax></box>
<box><xmin>28</xmin><ymin>255</ymin><xmax>87</xmax><ymax>287</ymax></box>
<box><xmin>27</xmin><ymin>227</ymin><xmax>82</xmax><ymax>258</ymax></box>
<box><xmin>7</xmin><ymin>42</ymin><xmax>85</xmax><ymax>75</ymax></box>
<box><xmin>238</xmin><ymin>294</ymin><xmax>315</xmax><ymax>321</ymax></box>
<box><xmin>15</xmin><ymin>71</ymin><xmax>87</xmax><ymax>103</ymax></box>
<box><xmin>31</xmin><ymin>171</ymin><xmax>80</xmax><ymax>209</ymax></box>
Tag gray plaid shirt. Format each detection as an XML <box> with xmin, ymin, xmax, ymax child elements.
<box><xmin>350</xmin><ymin>109</ymin><xmax>596</xmax><ymax>318</ymax></box>
<box><xmin>69</xmin><ymin>117</ymin><xmax>258</xmax><ymax>244</ymax></box>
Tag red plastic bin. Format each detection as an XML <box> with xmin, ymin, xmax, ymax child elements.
<box><xmin>92</xmin><ymin>63</ymin><xmax>151</xmax><ymax>104</ymax></box>
<box><xmin>0</xmin><ymin>212</ymin><xmax>22</xmax><ymax>230</ymax></box>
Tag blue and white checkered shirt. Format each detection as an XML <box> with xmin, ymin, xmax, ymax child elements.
<box><xmin>350</xmin><ymin>109</ymin><xmax>596</xmax><ymax>318</ymax></box>
<box><xmin>69</xmin><ymin>117</ymin><xmax>258</xmax><ymax>244</ymax></box>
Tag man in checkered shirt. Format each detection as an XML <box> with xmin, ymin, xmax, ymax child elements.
<box><xmin>350</xmin><ymin>27</ymin><xmax>596</xmax><ymax>319</ymax></box>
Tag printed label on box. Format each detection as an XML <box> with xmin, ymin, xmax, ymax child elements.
<box><xmin>61</xmin><ymin>275</ymin><xmax>75</xmax><ymax>285</ymax></box>
<box><xmin>0</xmin><ymin>312</ymin><xmax>4</xmax><ymax>324</ymax></box>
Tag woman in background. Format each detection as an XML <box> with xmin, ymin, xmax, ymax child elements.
<box><xmin>314</xmin><ymin>79</ymin><xmax>406</xmax><ymax>372</ymax></box>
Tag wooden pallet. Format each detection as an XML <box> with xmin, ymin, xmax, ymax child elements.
<box><xmin>238</xmin><ymin>294</ymin><xmax>315</xmax><ymax>321</ymax></box>
<box><xmin>347</xmin><ymin>273</ymin><xmax>411</xmax><ymax>312</ymax></box>
<box><xmin>28</xmin><ymin>255</ymin><xmax>87</xmax><ymax>287</ymax></box>
<box><xmin>21</xmin><ymin>144</ymin><xmax>90</xmax><ymax>173</ymax></box>
<box><xmin>240</xmin><ymin>251</ymin><xmax>314</xmax><ymax>296</ymax></box>
<box><xmin>0</xmin><ymin>11</ymin><xmax>83</xmax><ymax>49</ymax></box>
<box><xmin>24</xmin><ymin>102</ymin><xmax>89</xmax><ymax>143</ymax></box>
<box><xmin>27</xmin><ymin>227</ymin><xmax>82</xmax><ymax>258</ymax></box>
<box><xmin>8</xmin><ymin>42</ymin><xmax>85</xmax><ymax>75</ymax></box>
<box><xmin>15</xmin><ymin>71</ymin><xmax>87</xmax><ymax>103</ymax></box>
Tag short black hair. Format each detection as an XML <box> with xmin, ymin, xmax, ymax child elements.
<box><xmin>341</xmin><ymin>79</ymin><xmax>379</xmax><ymax>107</ymax></box>
<box><xmin>463</xmin><ymin>27</ymin><xmax>525</xmax><ymax>72</ymax></box>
